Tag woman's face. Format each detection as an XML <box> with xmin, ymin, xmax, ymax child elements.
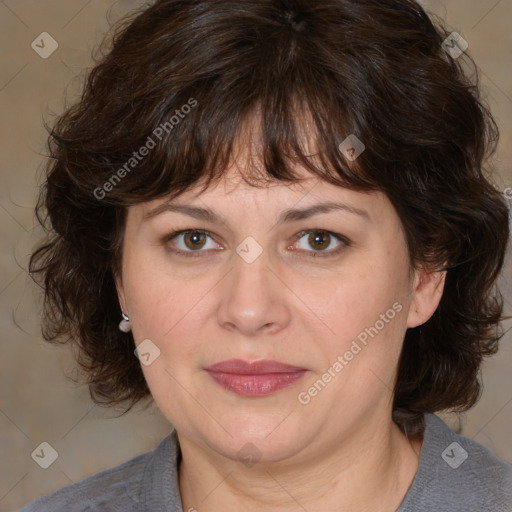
<box><xmin>116</xmin><ymin>160</ymin><xmax>444</xmax><ymax>464</ymax></box>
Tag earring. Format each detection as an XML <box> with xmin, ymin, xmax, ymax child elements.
<box><xmin>118</xmin><ymin>312</ymin><xmax>131</xmax><ymax>332</ymax></box>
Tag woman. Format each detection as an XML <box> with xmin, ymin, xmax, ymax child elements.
<box><xmin>21</xmin><ymin>0</ymin><xmax>512</xmax><ymax>510</ymax></box>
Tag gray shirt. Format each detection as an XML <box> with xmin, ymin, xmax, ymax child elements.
<box><xmin>19</xmin><ymin>413</ymin><xmax>512</xmax><ymax>511</ymax></box>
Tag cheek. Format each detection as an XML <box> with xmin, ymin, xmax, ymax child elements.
<box><xmin>314</xmin><ymin>253</ymin><xmax>410</xmax><ymax>379</ymax></box>
<box><xmin>122</xmin><ymin>252</ymin><xmax>217</xmax><ymax>376</ymax></box>
<box><xmin>317</xmin><ymin>255</ymin><xmax>406</xmax><ymax>335</ymax></box>
<box><xmin>297</xmin><ymin>275</ymin><xmax>409</xmax><ymax>418</ymax></box>
<box><xmin>121</xmin><ymin>240</ymin><xmax>184</xmax><ymax>334</ymax></box>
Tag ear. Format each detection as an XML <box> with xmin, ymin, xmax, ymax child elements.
<box><xmin>406</xmin><ymin>266</ymin><xmax>446</xmax><ymax>328</ymax></box>
<box><xmin>114</xmin><ymin>270</ymin><xmax>127</xmax><ymax>314</ymax></box>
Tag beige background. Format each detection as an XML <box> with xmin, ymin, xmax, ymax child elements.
<box><xmin>1</xmin><ymin>1</ymin><xmax>511</xmax><ymax>510</ymax></box>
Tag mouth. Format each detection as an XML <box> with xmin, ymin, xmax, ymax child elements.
<box><xmin>204</xmin><ymin>359</ymin><xmax>308</xmax><ymax>397</ymax></box>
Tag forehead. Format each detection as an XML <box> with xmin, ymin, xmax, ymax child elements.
<box><xmin>135</xmin><ymin>162</ymin><xmax>390</xmax><ymax>228</ymax></box>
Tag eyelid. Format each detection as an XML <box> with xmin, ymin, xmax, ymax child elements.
<box><xmin>162</xmin><ymin>228</ymin><xmax>350</xmax><ymax>258</ymax></box>
<box><xmin>163</xmin><ymin>229</ymin><xmax>222</xmax><ymax>257</ymax></box>
<box><xmin>291</xmin><ymin>229</ymin><xmax>350</xmax><ymax>255</ymax></box>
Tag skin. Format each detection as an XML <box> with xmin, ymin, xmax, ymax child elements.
<box><xmin>116</xmin><ymin>149</ymin><xmax>446</xmax><ymax>512</ymax></box>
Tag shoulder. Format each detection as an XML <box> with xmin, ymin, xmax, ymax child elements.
<box><xmin>18</xmin><ymin>432</ymin><xmax>178</xmax><ymax>512</ymax></box>
<box><xmin>399</xmin><ymin>413</ymin><xmax>512</xmax><ymax>512</ymax></box>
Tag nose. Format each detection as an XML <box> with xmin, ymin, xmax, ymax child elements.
<box><xmin>216</xmin><ymin>240</ymin><xmax>292</xmax><ymax>337</ymax></box>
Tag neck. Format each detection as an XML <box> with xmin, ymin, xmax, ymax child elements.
<box><xmin>177</xmin><ymin>416</ymin><xmax>423</xmax><ymax>512</ymax></box>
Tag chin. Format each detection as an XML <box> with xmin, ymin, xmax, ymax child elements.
<box><xmin>195</xmin><ymin>416</ymin><xmax>314</xmax><ymax>466</ymax></box>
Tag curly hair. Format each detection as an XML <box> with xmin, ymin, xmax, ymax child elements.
<box><xmin>29</xmin><ymin>0</ymin><xmax>511</xmax><ymax>437</ymax></box>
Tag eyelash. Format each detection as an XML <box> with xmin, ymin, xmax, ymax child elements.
<box><xmin>162</xmin><ymin>229</ymin><xmax>350</xmax><ymax>259</ymax></box>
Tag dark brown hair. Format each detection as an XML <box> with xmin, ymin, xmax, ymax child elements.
<box><xmin>29</xmin><ymin>0</ymin><xmax>510</xmax><ymax>436</ymax></box>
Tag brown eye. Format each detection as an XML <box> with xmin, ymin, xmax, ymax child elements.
<box><xmin>183</xmin><ymin>231</ymin><xmax>208</xmax><ymax>250</ymax></box>
<box><xmin>163</xmin><ymin>229</ymin><xmax>223</xmax><ymax>258</ymax></box>
<box><xmin>291</xmin><ymin>229</ymin><xmax>349</xmax><ymax>258</ymax></box>
<box><xmin>164</xmin><ymin>228</ymin><xmax>349</xmax><ymax>259</ymax></box>
<box><xmin>307</xmin><ymin>231</ymin><xmax>331</xmax><ymax>251</ymax></box>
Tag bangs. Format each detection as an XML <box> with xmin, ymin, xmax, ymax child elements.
<box><xmin>92</xmin><ymin>83</ymin><xmax>379</xmax><ymax>206</ymax></box>
<box><xmin>67</xmin><ymin>1</ymin><xmax>394</xmax><ymax>207</ymax></box>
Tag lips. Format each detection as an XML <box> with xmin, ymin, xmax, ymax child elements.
<box><xmin>206</xmin><ymin>359</ymin><xmax>305</xmax><ymax>374</ymax></box>
<box><xmin>205</xmin><ymin>359</ymin><xmax>307</xmax><ymax>396</ymax></box>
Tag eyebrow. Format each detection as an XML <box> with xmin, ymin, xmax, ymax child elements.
<box><xmin>143</xmin><ymin>200</ymin><xmax>370</xmax><ymax>225</ymax></box>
